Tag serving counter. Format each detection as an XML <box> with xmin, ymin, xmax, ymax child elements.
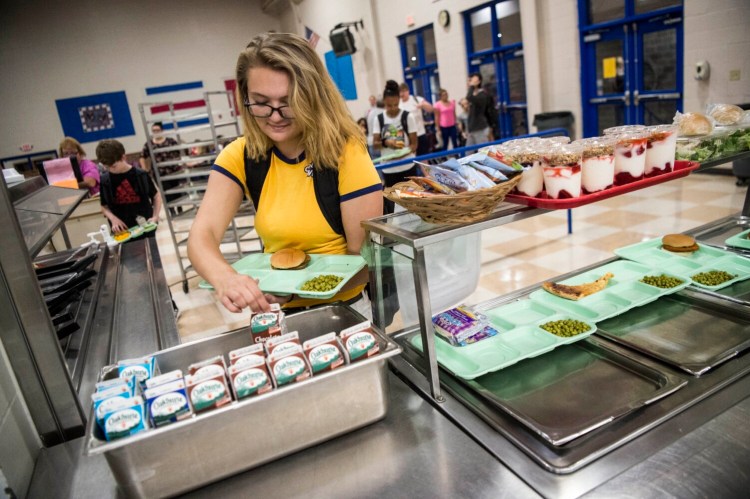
<box><xmin>17</xmin><ymin>156</ymin><xmax>750</xmax><ymax>498</ymax></box>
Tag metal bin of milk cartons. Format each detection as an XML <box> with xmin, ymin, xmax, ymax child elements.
<box><xmin>85</xmin><ymin>304</ymin><xmax>401</xmax><ymax>498</ymax></box>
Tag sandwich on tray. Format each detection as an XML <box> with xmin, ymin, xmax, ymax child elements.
<box><xmin>270</xmin><ymin>248</ymin><xmax>310</xmax><ymax>270</ymax></box>
<box><xmin>661</xmin><ymin>234</ymin><xmax>699</xmax><ymax>253</ymax></box>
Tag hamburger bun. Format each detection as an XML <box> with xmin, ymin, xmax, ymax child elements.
<box><xmin>675</xmin><ymin>112</ymin><xmax>712</xmax><ymax>136</ymax></box>
<box><xmin>662</xmin><ymin>234</ymin><xmax>699</xmax><ymax>253</ymax></box>
<box><xmin>270</xmin><ymin>248</ymin><xmax>310</xmax><ymax>270</ymax></box>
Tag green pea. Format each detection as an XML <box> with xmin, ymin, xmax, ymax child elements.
<box><xmin>640</xmin><ymin>274</ymin><xmax>685</xmax><ymax>289</ymax></box>
<box><xmin>691</xmin><ymin>270</ymin><xmax>736</xmax><ymax>287</ymax></box>
<box><xmin>540</xmin><ymin>319</ymin><xmax>591</xmax><ymax>337</ymax></box>
<box><xmin>300</xmin><ymin>274</ymin><xmax>344</xmax><ymax>292</ymax></box>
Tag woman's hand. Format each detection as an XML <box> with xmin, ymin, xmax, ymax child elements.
<box><xmin>215</xmin><ymin>273</ymin><xmax>271</xmax><ymax>313</ymax></box>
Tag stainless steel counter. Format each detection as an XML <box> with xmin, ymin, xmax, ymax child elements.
<box><xmin>27</xmin><ymin>370</ymin><xmax>750</xmax><ymax>499</ymax></box>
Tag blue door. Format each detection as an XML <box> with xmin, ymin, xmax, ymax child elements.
<box><xmin>580</xmin><ymin>1</ymin><xmax>683</xmax><ymax>137</ymax></box>
<box><xmin>464</xmin><ymin>0</ymin><xmax>528</xmax><ymax>139</ymax></box>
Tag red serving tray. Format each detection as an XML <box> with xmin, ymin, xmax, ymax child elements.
<box><xmin>504</xmin><ymin>160</ymin><xmax>700</xmax><ymax>210</ymax></box>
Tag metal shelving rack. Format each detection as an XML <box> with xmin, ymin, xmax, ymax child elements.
<box><xmin>139</xmin><ymin>90</ymin><xmax>261</xmax><ymax>292</ymax></box>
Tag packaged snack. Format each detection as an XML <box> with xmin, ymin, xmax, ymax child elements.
<box><xmin>228</xmin><ymin>357</ymin><xmax>273</xmax><ymax>399</ymax></box>
<box><xmin>249</xmin><ymin>303</ymin><xmax>285</xmax><ymax>344</ymax></box>
<box><xmin>117</xmin><ymin>356</ymin><xmax>157</xmax><ymax>385</ymax></box>
<box><xmin>228</xmin><ymin>343</ymin><xmax>265</xmax><ymax>366</ymax></box>
<box><xmin>144</xmin><ymin>379</ymin><xmax>192</xmax><ymax>427</ymax></box>
<box><xmin>267</xmin><ymin>345</ymin><xmax>311</xmax><ymax>386</ymax></box>
<box><xmin>144</xmin><ymin>370</ymin><xmax>183</xmax><ymax>390</ymax></box>
<box><xmin>264</xmin><ymin>331</ymin><xmax>301</xmax><ymax>357</ymax></box>
<box><xmin>432</xmin><ymin>307</ymin><xmax>487</xmax><ymax>344</ymax></box>
<box><xmin>185</xmin><ymin>371</ymin><xmax>232</xmax><ymax>413</ymax></box>
<box><xmin>406</xmin><ymin>175</ymin><xmax>457</xmax><ymax>194</ymax></box>
<box><xmin>102</xmin><ymin>396</ymin><xmax>147</xmax><ymax>441</ymax></box>
<box><xmin>303</xmin><ymin>333</ymin><xmax>346</xmax><ymax>374</ymax></box>
<box><xmin>340</xmin><ymin>322</ymin><xmax>380</xmax><ymax>362</ymax></box>
<box><xmin>418</xmin><ymin>163</ymin><xmax>472</xmax><ymax>192</ymax></box>
<box><xmin>188</xmin><ymin>355</ymin><xmax>227</xmax><ymax>382</ymax></box>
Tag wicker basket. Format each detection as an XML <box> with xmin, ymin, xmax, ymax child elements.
<box><xmin>383</xmin><ymin>174</ymin><xmax>522</xmax><ymax>225</ymax></box>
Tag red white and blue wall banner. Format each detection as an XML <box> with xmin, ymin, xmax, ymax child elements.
<box><xmin>145</xmin><ymin>81</ymin><xmax>207</xmax><ymax>129</ymax></box>
<box><xmin>55</xmin><ymin>91</ymin><xmax>135</xmax><ymax>142</ymax></box>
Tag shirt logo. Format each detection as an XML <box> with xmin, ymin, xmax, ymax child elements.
<box><xmin>304</xmin><ymin>164</ymin><xmax>314</xmax><ymax>177</ymax></box>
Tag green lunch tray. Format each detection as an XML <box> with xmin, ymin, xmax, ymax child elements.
<box><xmin>372</xmin><ymin>147</ymin><xmax>412</xmax><ymax>164</ymax></box>
<box><xmin>411</xmin><ymin>309</ymin><xmax>597</xmax><ymax>380</ymax></box>
<box><xmin>198</xmin><ymin>253</ymin><xmax>366</xmax><ymax>300</ymax></box>
<box><xmin>527</xmin><ymin>260</ymin><xmax>691</xmax><ymax>323</ymax></box>
<box><xmin>614</xmin><ymin>237</ymin><xmax>750</xmax><ymax>291</ymax></box>
<box><xmin>410</xmin><ymin>259</ymin><xmax>689</xmax><ymax>380</ymax></box>
<box><xmin>725</xmin><ymin>228</ymin><xmax>750</xmax><ymax>250</ymax></box>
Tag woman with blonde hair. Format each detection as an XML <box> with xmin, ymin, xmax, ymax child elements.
<box><xmin>188</xmin><ymin>32</ymin><xmax>382</xmax><ymax>315</ymax></box>
<box><xmin>59</xmin><ymin>136</ymin><xmax>101</xmax><ymax>196</ymax></box>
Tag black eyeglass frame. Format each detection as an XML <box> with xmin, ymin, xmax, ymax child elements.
<box><xmin>242</xmin><ymin>101</ymin><xmax>295</xmax><ymax>119</ymax></box>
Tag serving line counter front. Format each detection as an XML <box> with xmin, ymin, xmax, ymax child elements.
<box><xmin>19</xmin><ymin>155</ymin><xmax>750</xmax><ymax>498</ymax></box>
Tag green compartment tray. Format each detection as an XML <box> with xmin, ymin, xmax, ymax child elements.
<box><xmin>198</xmin><ymin>253</ymin><xmax>366</xmax><ymax>300</ymax></box>
<box><xmin>411</xmin><ymin>309</ymin><xmax>597</xmax><ymax>380</ymax></box>
<box><xmin>726</xmin><ymin>228</ymin><xmax>750</xmax><ymax>250</ymax></box>
<box><xmin>614</xmin><ymin>237</ymin><xmax>750</xmax><ymax>291</ymax></box>
<box><xmin>410</xmin><ymin>259</ymin><xmax>692</xmax><ymax>380</ymax></box>
<box><xmin>527</xmin><ymin>260</ymin><xmax>691</xmax><ymax>322</ymax></box>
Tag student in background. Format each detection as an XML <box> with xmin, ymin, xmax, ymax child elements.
<box><xmin>398</xmin><ymin>82</ymin><xmax>433</xmax><ymax>156</ymax></box>
<box><xmin>97</xmin><ymin>139</ymin><xmax>161</xmax><ymax>235</ymax></box>
<box><xmin>433</xmin><ymin>89</ymin><xmax>458</xmax><ymax>151</ymax></box>
<box><xmin>59</xmin><ymin>137</ymin><xmax>101</xmax><ymax>196</ymax></box>
<box><xmin>373</xmin><ymin>80</ymin><xmax>418</xmax><ymax>214</ymax></box>
<box><xmin>465</xmin><ymin>73</ymin><xmax>493</xmax><ymax>146</ymax></box>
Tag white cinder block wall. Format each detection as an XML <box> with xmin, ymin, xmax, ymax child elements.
<box><xmin>1</xmin><ymin>0</ymin><xmax>747</xmax><ymax>160</ymax></box>
<box><xmin>683</xmin><ymin>0</ymin><xmax>750</xmax><ymax>113</ymax></box>
<box><xmin>0</xmin><ymin>0</ymin><xmax>281</xmax><ymax>157</ymax></box>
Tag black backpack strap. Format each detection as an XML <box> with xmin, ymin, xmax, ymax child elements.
<box><xmin>312</xmin><ymin>167</ymin><xmax>343</xmax><ymax>236</ymax></box>
<box><xmin>401</xmin><ymin>110</ymin><xmax>410</xmax><ymax>135</ymax></box>
<box><xmin>244</xmin><ymin>148</ymin><xmax>344</xmax><ymax>236</ymax></box>
<box><xmin>243</xmin><ymin>148</ymin><xmax>273</xmax><ymax>211</ymax></box>
<box><xmin>377</xmin><ymin>112</ymin><xmax>384</xmax><ymax>134</ymax></box>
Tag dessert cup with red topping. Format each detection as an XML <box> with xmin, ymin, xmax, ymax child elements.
<box><xmin>575</xmin><ymin>137</ymin><xmax>616</xmax><ymax>193</ymax></box>
<box><xmin>605</xmin><ymin>127</ymin><xmax>648</xmax><ymax>185</ymax></box>
<box><xmin>644</xmin><ymin>124</ymin><xmax>677</xmax><ymax>177</ymax></box>
<box><xmin>542</xmin><ymin>144</ymin><xmax>583</xmax><ymax>199</ymax></box>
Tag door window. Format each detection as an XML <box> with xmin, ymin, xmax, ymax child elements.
<box><xmin>588</xmin><ymin>0</ymin><xmax>625</xmax><ymax>24</ymax></box>
<box><xmin>635</xmin><ymin>0</ymin><xmax>681</xmax><ymax>15</ymax></box>
<box><xmin>641</xmin><ymin>29</ymin><xmax>677</xmax><ymax>91</ymax></box>
<box><xmin>464</xmin><ymin>1</ymin><xmax>528</xmax><ymax>138</ymax></box>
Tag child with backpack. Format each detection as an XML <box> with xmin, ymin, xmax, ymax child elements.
<box><xmin>97</xmin><ymin>139</ymin><xmax>161</xmax><ymax>235</ymax></box>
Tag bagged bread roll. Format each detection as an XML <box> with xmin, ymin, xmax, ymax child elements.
<box><xmin>706</xmin><ymin>103</ymin><xmax>744</xmax><ymax>126</ymax></box>
<box><xmin>673</xmin><ymin>111</ymin><xmax>713</xmax><ymax>136</ymax></box>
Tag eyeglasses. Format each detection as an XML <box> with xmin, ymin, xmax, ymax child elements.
<box><xmin>243</xmin><ymin>101</ymin><xmax>294</xmax><ymax>119</ymax></box>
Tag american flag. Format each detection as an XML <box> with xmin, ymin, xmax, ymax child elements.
<box><xmin>305</xmin><ymin>26</ymin><xmax>320</xmax><ymax>49</ymax></box>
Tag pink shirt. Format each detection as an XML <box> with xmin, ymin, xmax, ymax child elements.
<box><xmin>79</xmin><ymin>158</ymin><xmax>101</xmax><ymax>196</ymax></box>
<box><xmin>434</xmin><ymin>100</ymin><xmax>456</xmax><ymax>128</ymax></box>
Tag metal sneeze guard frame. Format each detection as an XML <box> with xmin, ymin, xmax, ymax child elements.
<box><xmin>363</xmin><ymin>129</ymin><xmax>568</xmax><ymax>401</ymax></box>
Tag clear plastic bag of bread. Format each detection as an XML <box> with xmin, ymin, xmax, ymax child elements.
<box><xmin>673</xmin><ymin>111</ymin><xmax>713</xmax><ymax>136</ymax></box>
<box><xmin>705</xmin><ymin>103</ymin><xmax>745</xmax><ymax>126</ymax></box>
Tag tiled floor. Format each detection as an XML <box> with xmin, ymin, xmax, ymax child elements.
<box><xmin>158</xmin><ymin>172</ymin><xmax>747</xmax><ymax>343</ymax></box>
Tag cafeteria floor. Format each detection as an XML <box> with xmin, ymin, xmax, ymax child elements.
<box><xmin>157</xmin><ymin>171</ymin><xmax>747</xmax><ymax>343</ymax></box>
